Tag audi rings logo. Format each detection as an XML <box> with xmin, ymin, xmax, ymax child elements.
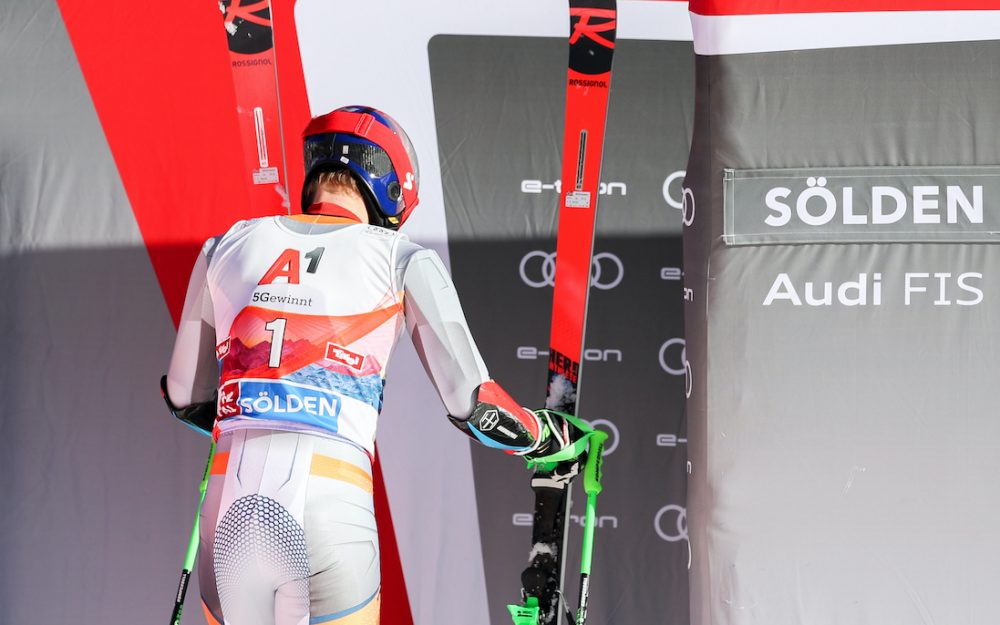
<box><xmin>660</xmin><ymin>338</ymin><xmax>693</xmax><ymax>398</ymax></box>
<box><xmin>686</xmin><ymin>360</ymin><xmax>693</xmax><ymax>398</ymax></box>
<box><xmin>682</xmin><ymin>187</ymin><xmax>695</xmax><ymax>226</ymax></box>
<box><xmin>662</xmin><ymin>170</ymin><xmax>685</xmax><ymax>209</ymax></box>
<box><xmin>519</xmin><ymin>251</ymin><xmax>624</xmax><ymax>290</ymax></box>
<box><xmin>659</xmin><ymin>338</ymin><xmax>686</xmax><ymax>376</ymax></box>
<box><xmin>654</xmin><ymin>504</ymin><xmax>688</xmax><ymax>542</ymax></box>
<box><xmin>585</xmin><ymin>418</ymin><xmax>619</xmax><ymax>456</ymax></box>
<box><xmin>663</xmin><ymin>170</ymin><xmax>695</xmax><ymax>226</ymax></box>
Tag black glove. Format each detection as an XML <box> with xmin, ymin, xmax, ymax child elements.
<box><xmin>160</xmin><ymin>375</ymin><xmax>216</xmax><ymax>436</ymax></box>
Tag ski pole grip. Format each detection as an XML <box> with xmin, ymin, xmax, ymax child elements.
<box><xmin>524</xmin><ymin>409</ymin><xmax>594</xmax><ymax>468</ymax></box>
<box><xmin>583</xmin><ymin>430</ymin><xmax>607</xmax><ymax>496</ymax></box>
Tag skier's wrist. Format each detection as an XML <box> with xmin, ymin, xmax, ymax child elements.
<box><xmin>518</xmin><ymin>409</ymin><xmax>576</xmax><ymax>460</ymax></box>
<box><xmin>514</xmin><ymin>415</ymin><xmax>550</xmax><ymax>458</ymax></box>
<box><xmin>160</xmin><ymin>375</ymin><xmax>215</xmax><ymax>437</ymax></box>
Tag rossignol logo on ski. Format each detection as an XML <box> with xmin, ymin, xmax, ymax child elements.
<box><xmin>568</xmin><ymin>78</ymin><xmax>608</xmax><ymax>88</ymax></box>
<box><xmin>569</xmin><ymin>8</ymin><xmax>616</xmax><ymax>49</ymax></box>
<box><xmin>221</xmin><ymin>0</ymin><xmax>274</xmax><ymax>55</ymax></box>
<box><xmin>568</xmin><ymin>6</ymin><xmax>616</xmax><ymax>76</ymax></box>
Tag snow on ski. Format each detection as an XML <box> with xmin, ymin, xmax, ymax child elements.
<box><xmin>516</xmin><ymin>2</ymin><xmax>617</xmax><ymax>624</ymax></box>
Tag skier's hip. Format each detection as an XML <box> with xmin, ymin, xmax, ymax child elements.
<box><xmin>200</xmin><ymin>429</ymin><xmax>380</xmax><ymax>625</ymax></box>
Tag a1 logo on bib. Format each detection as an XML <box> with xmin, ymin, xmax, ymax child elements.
<box><xmin>325</xmin><ymin>343</ymin><xmax>366</xmax><ymax>371</ymax></box>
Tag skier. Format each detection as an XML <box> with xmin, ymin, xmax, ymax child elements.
<box><xmin>162</xmin><ymin>105</ymin><xmax>578</xmax><ymax>625</ymax></box>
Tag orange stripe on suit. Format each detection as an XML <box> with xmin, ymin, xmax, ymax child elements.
<box><xmin>310</xmin><ymin>455</ymin><xmax>374</xmax><ymax>494</ymax></box>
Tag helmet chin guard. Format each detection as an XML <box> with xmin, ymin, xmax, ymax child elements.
<box><xmin>302</xmin><ymin>106</ymin><xmax>420</xmax><ymax>229</ymax></box>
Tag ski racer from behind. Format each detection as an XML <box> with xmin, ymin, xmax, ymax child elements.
<box><xmin>162</xmin><ymin>105</ymin><xmax>580</xmax><ymax>625</ymax></box>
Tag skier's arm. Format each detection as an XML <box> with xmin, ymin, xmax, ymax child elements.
<box><xmin>401</xmin><ymin>246</ymin><xmax>554</xmax><ymax>456</ymax></box>
<box><xmin>163</xmin><ymin>239</ymin><xmax>220</xmax><ymax>435</ymax></box>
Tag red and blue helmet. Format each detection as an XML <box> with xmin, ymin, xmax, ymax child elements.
<box><xmin>302</xmin><ymin>105</ymin><xmax>420</xmax><ymax>229</ymax></box>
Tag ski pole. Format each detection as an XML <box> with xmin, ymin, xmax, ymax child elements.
<box><xmin>576</xmin><ymin>429</ymin><xmax>607</xmax><ymax>625</ymax></box>
<box><xmin>510</xmin><ymin>412</ymin><xmax>603</xmax><ymax>625</ymax></box>
<box><xmin>169</xmin><ymin>441</ymin><xmax>216</xmax><ymax>625</ymax></box>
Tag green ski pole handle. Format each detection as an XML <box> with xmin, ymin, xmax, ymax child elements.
<box><xmin>509</xmin><ymin>412</ymin><xmax>607</xmax><ymax>625</ymax></box>
<box><xmin>170</xmin><ymin>441</ymin><xmax>216</xmax><ymax>625</ymax></box>
<box><xmin>524</xmin><ymin>410</ymin><xmax>595</xmax><ymax>472</ymax></box>
<box><xmin>576</xmin><ymin>429</ymin><xmax>608</xmax><ymax>625</ymax></box>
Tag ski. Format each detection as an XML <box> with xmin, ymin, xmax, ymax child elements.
<box><xmin>219</xmin><ymin>0</ymin><xmax>288</xmax><ymax>215</ymax></box>
<box><xmin>511</xmin><ymin>2</ymin><xmax>617</xmax><ymax>625</ymax></box>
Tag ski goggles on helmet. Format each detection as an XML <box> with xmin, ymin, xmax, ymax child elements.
<box><xmin>302</xmin><ymin>108</ymin><xmax>419</xmax><ymax>229</ymax></box>
<box><xmin>304</xmin><ymin>136</ymin><xmax>395</xmax><ymax>179</ymax></box>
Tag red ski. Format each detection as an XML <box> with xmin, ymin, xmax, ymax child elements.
<box><xmin>514</xmin><ymin>2</ymin><xmax>617</xmax><ymax>624</ymax></box>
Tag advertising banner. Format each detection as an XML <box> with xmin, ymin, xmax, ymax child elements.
<box><xmin>723</xmin><ymin>166</ymin><xmax>1000</xmax><ymax>245</ymax></box>
<box><xmin>683</xmin><ymin>6</ymin><xmax>1000</xmax><ymax>624</ymax></box>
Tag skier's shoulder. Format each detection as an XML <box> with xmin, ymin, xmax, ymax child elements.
<box><xmin>391</xmin><ymin>230</ymin><xmax>433</xmax><ymax>261</ymax></box>
<box><xmin>398</xmin><ymin>242</ymin><xmax>450</xmax><ymax>291</ymax></box>
<box><xmin>214</xmin><ymin>216</ymin><xmax>274</xmax><ymax>244</ymax></box>
<box><xmin>195</xmin><ymin>217</ymin><xmax>273</xmax><ymax>266</ymax></box>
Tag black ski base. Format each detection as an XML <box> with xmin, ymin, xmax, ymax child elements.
<box><xmin>521</xmin><ymin>460</ymin><xmax>579</xmax><ymax>625</ymax></box>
